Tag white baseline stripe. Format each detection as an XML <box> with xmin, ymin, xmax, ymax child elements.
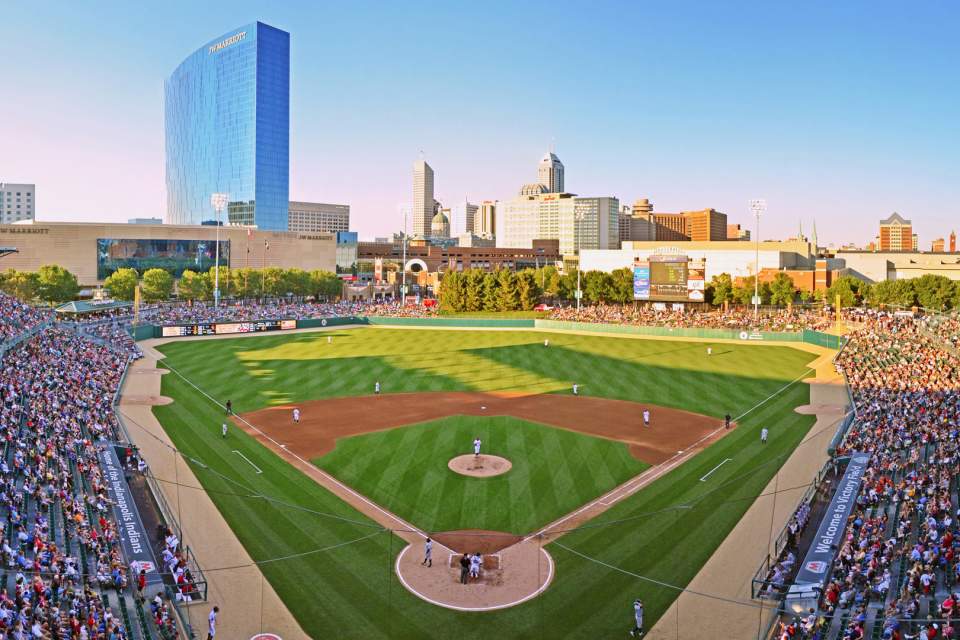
<box><xmin>232</xmin><ymin>450</ymin><xmax>263</xmax><ymax>474</ymax></box>
<box><xmin>698</xmin><ymin>458</ymin><xmax>732</xmax><ymax>482</ymax></box>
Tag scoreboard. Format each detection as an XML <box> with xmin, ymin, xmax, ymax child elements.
<box><xmin>161</xmin><ymin>319</ymin><xmax>296</xmax><ymax>337</ymax></box>
<box><xmin>633</xmin><ymin>255</ymin><xmax>706</xmax><ymax>302</ymax></box>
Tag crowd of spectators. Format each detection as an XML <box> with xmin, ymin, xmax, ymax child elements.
<box><xmin>0</xmin><ymin>292</ymin><xmax>50</xmax><ymax>348</ymax></box>
<box><xmin>773</xmin><ymin>311</ymin><xmax>960</xmax><ymax>639</ymax></box>
<box><xmin>549</xmin><ymin>303</ymin><xmax>836</xmax><ymax>331</ymax></box>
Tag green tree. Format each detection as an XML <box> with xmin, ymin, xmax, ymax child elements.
<box><xmin>208</xmin><ymin>266</ymin><xmax>235</xmax><ymax>299</ymax></box>
<box><xmin>282</xmin><ymin>268</ymin><xmax>312</xmax><ymax>297</ymax></box>
<box><xmin>495</xmin><ymin>270</ymin><xmax>519</xmax><ymax>311</ymax></box>
<box><xmin>609</xmin><ymin>268</ymin><xmax>634</xmax><ymax>304</ymax></box>
<box><xmin>516</xmin><ymin>270</ymin><xmax>540</xmax><ymax>310</ymax></box>
<box><xmin>865</xmin><ymin>280</ymin><xmax>914</xmax><ymax>308</ymax></box>
<box><xmin>798</xmin><ymin>289</ymin><xmax>813</xmax><ymax>304</ymax></box>
<box><xmin>309</xmin><ymin>270</ymin><xmax>341</xmax><ymax>301</ymax></box>
<box><xmin>709</xmin><ymin>273</ymin><xmax>734</xmax><ymax>306</ymax></box>
<box><xmin>558</xmin><ymin>272</ymin><xmax>578</xmax><ymax>301</ymax></box>
<box><xmin>178</xmin><ymin>270</ymin><xmax>210</xmax><ymax>301</ymax></box>
<box><xmin>825</xmin><ymin>275</ymin><xmax>865</xmax><ymax>308</ymax></box>
<box><xmin>768</xmin><ymin>272</ymin><xmax>797</xmax><ymax>307</ymax></box>
<box><xmin>912</xmin><ymin>274</ymin><xmax>954</xmax><ymax>311</ymax></box>
<box><xmin>140</xmin><ymin>268</ymin><xmax>173</xmax><ymax>302</ymax></box>
<box><xmin>103</xmin><ymin>268</ymin><xmax>139</xmax><ymax>301</ymax></box>
<box><xmin>540</xmin><ymin>265</ymin><xmax>562</xmax><ymax>300</ymax></box>
<box><xmin>583</xmin><ymin>270</ymin><xmax>613</xmax><ymax>304</ymax></box>
<box><xmin>1</xmin><ymin>269</ymin><xmax>39</xmax><ymax>302</ymax></box>
<box><xmin>464</xmin><ymin>270</ymin><xmax>484</xmax><ymax>311</ymax></box>
<box><xmin>261</xmin><ymin>267</ymin><xmax>285</xmax><ymax>297</ymax></box>
<box><xmin>733</xmin><ymin>276</ymin><xmax>770</xmax><ymax>305</ymax></box>
<box><xmin>440</xmin><ymin>272</ymin><xmax>466</xmax><ymax>312</ymax></box>
<box><xmin>481</xmin><ymin>273</ymin><xmax>499</xmax><ymax>311</ymax></box>
<box><xmin>36</xmin><ymin>264</ymin><xmax>79</xmax><ymax>303</ymax></box>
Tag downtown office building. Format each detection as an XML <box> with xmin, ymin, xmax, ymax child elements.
<box><xmin>165</xmin><ymin>22</ymin><xmax>290</xmax><ymax>230</ymax></box>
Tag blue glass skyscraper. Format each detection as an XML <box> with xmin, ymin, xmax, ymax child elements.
<box><xmin>165</xmin><ymin>22</ymin><xmax>290</xmax><ymax>230</ymax></box>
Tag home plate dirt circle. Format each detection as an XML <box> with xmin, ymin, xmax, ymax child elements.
<box><xmin>395</xmin><ymin>536</ymin><xmax>554</xmax><ymax>611</ymax></box>
<box><xmin>448</xmin><ymin>454</ymin><xmax>512</xmax><ymax>478</ymax></box>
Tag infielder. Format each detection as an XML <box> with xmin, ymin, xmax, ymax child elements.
<box><xmin>761</xmin><ymin>427</ymin><xmax>769</xmax><ymax>444</ymax></box>
<box><xmin>630</xmin><ymin>599</ymin><xmax>644</xmax><ymax>637</ymax></box>
<box><xmin>293</xmin><ymin>407</ymin><xmax>301</xmax><ymax>424</ymax></box>
<box><xmin>421</xmin><ymin>537</ymin><xmax>432</xmax><ymax>567</ymax></box>
<box><xmin>642</xmin><ymin>409</ymin><xmax>650</xmax><ymax>428</ymax></box>
<box><xmin>473</xmin><ymin>437</ymin><xmax>482</xmax><ymax>458</ymax></box>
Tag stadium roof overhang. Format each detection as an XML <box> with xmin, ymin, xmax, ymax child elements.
<box><xmin>54</xmin><ymin>299</ymin><xmax>133</xmax><ymax>315</ymax></box>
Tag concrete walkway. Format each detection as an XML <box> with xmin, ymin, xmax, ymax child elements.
<box><xmin>120</xmin><ymin>341</ymin><xmax>310</xmax><ymax>640</ymax></box>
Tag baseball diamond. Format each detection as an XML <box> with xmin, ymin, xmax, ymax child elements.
<box><xmin>137</xmin><ymin>325</ymin><xmax>827</xmax><ymax>639</ymax></box>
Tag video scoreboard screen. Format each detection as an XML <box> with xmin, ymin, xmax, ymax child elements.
<box><xmin>160</xmin><ymin>319</ymin><xmax>296</xmax><ymax>337</ymax></box>
<box><xmin>633</xmin><ymin>255</ymin><xmax>705</xmax><ymax>302</ymax></box>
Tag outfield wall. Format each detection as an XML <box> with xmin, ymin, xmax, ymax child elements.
<box><xmin>131</xmin><ymin>316</ymin><xmax>846</xmax><ymax>350</ymax></box>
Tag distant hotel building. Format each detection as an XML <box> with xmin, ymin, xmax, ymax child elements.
<box><xmin>287</xmin><ymin>202</ymin><xmax>350</xmax><ymax>233</ymax></box>
<box><xmin>878</xmin><ymin>212</ymin><xmax>913</xmax><ymax>251</ymax></box>
<box><xmin>537</xmin><ymin>152</ymin><xmax>564</xmax><ymax>193</ymax></box>
<box><xmin>0</xmin><ymin>183</ymin><xmax>34</xmax><ymax>224</ymax></box>
<box><xmin>474</xmin><ymin>201</ymin><xmax>496</xmax><ymax>238</ymax></box>
<box><xmin>165</xmin><ymin>22</ymin><xmax>290</xmax><ymax>230</ymax></box>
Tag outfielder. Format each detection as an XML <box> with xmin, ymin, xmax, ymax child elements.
<box><xmin>375</xmin><ymin>380</ymin><xmax>381</xmax><ymax>395</ymax></box>
<box><xmin>573</xmin><ymin>383</ymin><xmax>579</xmax><ymax>396</ymax></box>
<box><xmin>221</xmin><ymin>423</ymin><xmax>227</xmax><ymax>439</ymax></box>
<box><xmin>761</xmin><ymin>427</ymin><xmax>769</xmax><ymax>444</ymax></box>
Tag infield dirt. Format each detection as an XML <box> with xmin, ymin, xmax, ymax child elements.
<box><xmin>237</xmin><ymin>391</ymin><xmax>726</xmax><ymax>466</ymax></box>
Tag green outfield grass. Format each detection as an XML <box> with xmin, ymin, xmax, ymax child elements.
<box><xmin>315</xmin><ymin>415</ymin><xmax>649</xmax><ymax>534</ymax></box>
<box><xmin>151</xmin><ymin>327</ymin><xmax>819</xmax><ymax>639</ymax></box>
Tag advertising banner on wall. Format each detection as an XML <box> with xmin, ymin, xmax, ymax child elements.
<box><xmin>374</xmin><ymin>257</ymin><xmax>383</xmax><ymax>283</ymax></box>
<box><xmin>98</xmin><ymin>445</ymin><xmax>163</xmax><ymax>585</ymax></box>
<box><xmin>792</xmin><ymin>452</ymin><xmax>869</xmax><ymax>591</ymax></box>
<box><xmin>633</xmin><ymin>259</ymin><xmax>650</xmax><ymax>300</ymax></box>
<box><xmin>687</xmin><ymin>259</ymin><xmax>706</xmax><ymax>302</ymax></box>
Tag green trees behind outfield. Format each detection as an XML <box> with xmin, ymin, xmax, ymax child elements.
<box><xmin>439</xmin><ymin>267</ymin><xmax>636</xmax><ymax>312</ymax></box>
<box><xmin>1</xmin><ymin>265</ymin><xmax>342</xmax><ymax>304</ymax></box>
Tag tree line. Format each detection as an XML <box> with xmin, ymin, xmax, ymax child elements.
<box><xmin>0</xmin><ymin>265</ymin><xmax>342</xmax><ymax>304</ymax></box>
<box><xmin>439</xmin><ymin>267</ymin><xmax>960</xmax><ymax>312</ymax></box>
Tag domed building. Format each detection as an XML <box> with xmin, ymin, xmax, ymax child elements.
<box><xmin>430</xmin><ymin>208</ymin><xmax>450</xmax><ymax>240</ymax></box>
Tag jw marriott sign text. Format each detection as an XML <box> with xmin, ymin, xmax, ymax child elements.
<box><xmin>209</xmin><ymin>31</ymin><xmax>246</xmax><ymax>54</ymax></box>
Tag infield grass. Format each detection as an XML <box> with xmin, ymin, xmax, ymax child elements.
<box><xmin>315</xmin><ymin>415</ymin><xmax>649</xmax><ymax>534</ymax></box>
<box><xmin>151</xmin><ymin>327</ymin><xmax>820</xmax><ymax>639</ymax></box>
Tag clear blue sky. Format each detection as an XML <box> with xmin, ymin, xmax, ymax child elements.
<box><xmin>1</xmin><ymin>1</ymin><xmax>957</xmax><ymax>246</ymax></box>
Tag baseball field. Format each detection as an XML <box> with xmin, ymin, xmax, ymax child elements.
<box><xmin>150</xmin><ymin>327</ymin><xmax>818</xmax><ymax>639</ymax></box>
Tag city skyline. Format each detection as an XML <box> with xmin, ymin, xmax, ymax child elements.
<box><xmin>1</xmin><ymin>1</ymin><xmax>957</xmax><ymax>245</ymax></box>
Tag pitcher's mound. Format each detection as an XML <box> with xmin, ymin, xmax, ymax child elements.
<box><xmin>448</xmin><ymin>454</ymin><xmax>512</xmax><ymax>478</ymax></box>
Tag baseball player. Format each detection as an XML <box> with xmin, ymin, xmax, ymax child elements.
<box><xmin>630</xmin><ymin>599</ymin><xmax>644</xmax><ymax>637</ymax></box>
<box><xmin>544</xmin><ymin>339</ymin><xmax>549</xmax><ymax>347</ymax></box>
<box><xmin>221</xmin><ymin>423</ymin><xmax>227</xmax><ymax>439</ymax></box>
<box><xmin>421</xmin><ymin>537</ymin><xmax>433</xmax><ymax>567</ymax></box>
<box><xmin>225</xmin><ymin>399</ymin><xmax>233</xmax><ymax>416</ymax></box>
<box><xmin>573</xmin><ymin>383</ymin><xmax>579</xmax><ymax>396</ymax></box>
<box><xmin>642</xmin><ymin>409</ymin><xmax>650</xmax><ymax>428</ymax></box>
<box><xmin>293</xmin><ymin>407</ymin><xmax>301</xmax><ymax>424</ymax></box>
<box><xmin>207</xmin><ymin>606</ymin><xmax>219</xmax><ymax>640</ymax></box>
<box><xmin>707</xmin><ymin>346</ymin><xmax>713</xmax><ymax>356</ymax></box>
<box><xmin>374</xmin><ymin>380</ymin><xmax>381</xmax><ymax>395</ymax></box>
<box><xmin>473</xmin><ymin>437</ymin><xmax>482</xmax><ymax>458</ymax></box>
<box><xmin>724</xmin><ymin>413</ymin><xmax>732</xmax><ymax>430</ymax></box>
<box><xmin>327</xmin><ymin>335</ymin><xmax>332</xmax><ymax>344</ymax></box>
<box><xmin>761</xmin><ymin>427</ymin><xmax>769</xmax><ymax>444</ymax></box>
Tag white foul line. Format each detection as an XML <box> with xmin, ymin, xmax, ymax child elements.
<box><xmin>699</xmin><ymin>458</ymin><xmax>732</xmax><ymax>482</ymax></box>
<box><xmin>232</xmin><ymin>450</ymin><xmax>263</xmax><ymax>474</ymax></box>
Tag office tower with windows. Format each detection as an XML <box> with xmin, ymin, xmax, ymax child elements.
<box><xmin>0</xmin><ymin>183</ymin><xmax>35</xmax><ymax>224</ymax></box>
<box><xmin>165</xmin><ymin>22</ymin><xmax>290</xmax><ymax>229</ymax></box>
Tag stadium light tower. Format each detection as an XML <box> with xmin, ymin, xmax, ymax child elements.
<box><xmin>210</xmin><ymin>193</ymin><xmax>229</xmax><ymax>307</ymax></box>
<box><xmin>749</xmin><ymin>199</ymin><xmax>766</xmax><ymax>323</ymax></box>
<box><xmin>575</xmin><ymin>210</ymin><xmax>585</xmax><ymax>315</ymax></box>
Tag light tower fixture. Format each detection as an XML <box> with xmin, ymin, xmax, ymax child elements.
<box><xmin>210</xmin><ymin>193</ymin><xmax>229</xmax><ymax>307</ymax></box>
<box><xmin>749</xmin><ymin>199</ymin><xmax>767</xmax><ymax>323</ymax></box>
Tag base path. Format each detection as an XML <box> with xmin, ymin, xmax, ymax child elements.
<box><xmin>238</xmin><ymin>391</ymin><xmax>723</xmax><ymax>465</ymax></box>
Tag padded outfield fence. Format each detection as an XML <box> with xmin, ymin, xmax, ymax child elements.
<box><xmin>130</xmin><ymin>315</ymin><xmax>847</xmax><ymax>351</ymax></box>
